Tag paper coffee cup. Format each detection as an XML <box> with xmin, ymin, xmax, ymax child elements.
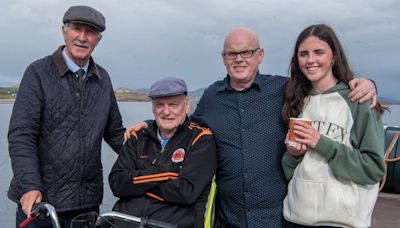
<box><xmin>288</xmin><ymin>117</ymin><xmax>312</xmax><ymax>145</ymax></box>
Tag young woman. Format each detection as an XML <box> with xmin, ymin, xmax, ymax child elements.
<box><xmin>281</xmin><ymin>24</ymin><xmax>386</xmax><ymax>228</ymax></box>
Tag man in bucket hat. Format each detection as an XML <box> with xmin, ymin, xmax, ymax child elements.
<box><xmin>109</xmin><ymin>77</ymin><xmax>217</xmax><ymax>228</ymax></box>
<box><xmin>8</xmin><ymin>5</ymin><xmax>125</xmax><ymax>227</ymax></box>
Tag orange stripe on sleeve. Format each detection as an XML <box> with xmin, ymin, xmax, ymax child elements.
<box><xmin>133</xmin><ymin>172</ymin><xmax>178</xmax><ymax>181</ymax></box>
<box><xmin>133</xmin><ymin>175</ymin><xmax>178</xmax><ymax>184</ymax></box>
<box><xmin>130</xmin><ymin>131</ymin><xmax>138</xmax><ymax>140</ymax></box>
<box><xmin>146</xmin><ymin>193</ymin><xmax>164</xmax><ymax>201</ymax></box>
<box><xmin>192</xmin><ymin>129</ymin><xmax>212</xmax><ymax>145</ymax></box>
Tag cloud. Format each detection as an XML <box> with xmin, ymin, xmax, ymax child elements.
<box><xmin>0</xmin><ymin>0</ymin><xmax>399</xmax><ymax>99</ymax></box>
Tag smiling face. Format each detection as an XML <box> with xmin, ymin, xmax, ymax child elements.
<box><xmin>297</xmin><ymin>35</ymin><xmax>337</xmax><ymax>92</ymax></box>
<box><xmin>222</xmin><ymin>28</ymin><xmax>264</xmax><ymax>91</ymax></box>
<box><xmin>152</xmin><ymin>95</ymin><xmax>189</xmax><ymax>138</ymax></box>
<box><xmin>62</xmin><ymin>22</ymin><xmax>101</xmax><ymax>67</ymax></box>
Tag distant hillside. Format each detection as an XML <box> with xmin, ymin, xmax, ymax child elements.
<box><xmin>0</xmin><ymin>86</ymin><xmax>18</xmax><ymax>93</ymax></box>
<box><xmin>0</xmin><ymin>86</ymin><xmax>18</xmax><ymax>99</ymax></box>
<box><xmin>115</xmin><ymin>91</ymin><xmax>150</xmax><ymax>102</ymax></box>
<box><xmin>189</xmin><ymin>88</ymin><xmax>205</xmax><ymax>97</ymax></box>
<box><xmin>0</xmin><ymin>86</ymin><xmax>150</xmax><ymax>102</ymax></box>
<box><xmin>134</xmin><ymin>88</ymin><xmax>150</xmax><ymax>94</ymax></box>
<box><xmin>2</xmin><ymin>85</ymin><xmax>398</xmax><ymax>104</ymax></box>
<box><xmin>112</xmin><ymin>87</ymin><xmax>151</xmax><ymax>101</ymax></box>
<box><xmin>114</xmin><ymin>87</ymin><xmax>135</xmax><ymax>93</ymax></box>
<box><xmin>133</xmin><ymin>88</ymin><xmax>205</xmax><ymax>97</ymax></box>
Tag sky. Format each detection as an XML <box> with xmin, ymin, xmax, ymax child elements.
<box><xmin>0</xmin><ymin>0</ymin><xmax>399</xmax><ymax>100</ymax></box>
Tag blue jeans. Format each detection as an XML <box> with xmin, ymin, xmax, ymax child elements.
<box><xmin>16</xmin><ymin>205</ymin><xmax>99</xmax><ymax>228</ymax></box>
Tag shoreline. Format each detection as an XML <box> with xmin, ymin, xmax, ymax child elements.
<box><xmin>0</xmin><ymin>99</ymin><xmax>151</xmax><ymax>103</ymax></box>
<box><xmin>0</xmin><ymin>99</ymin><xmax>15</xmax><ymax>104</ymax></box>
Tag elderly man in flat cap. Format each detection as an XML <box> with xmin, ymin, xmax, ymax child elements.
<box><xmin>8</xmin><ymin>5</ymin><xmax>125</xmax><ymax>227</ymax></box>
<box><xmin>109</xmin><ymin>77</ymin><xmax>217</xmax><ymax>228</ymax></box>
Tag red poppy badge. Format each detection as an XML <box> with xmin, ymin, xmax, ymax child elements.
<box><xmin>171</xmin><ymin>148</ymin><xmax>185</xmax><ymax>163</ymax></box>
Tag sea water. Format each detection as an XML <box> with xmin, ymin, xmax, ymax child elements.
<box><xmin>0</xmin><ymin>103</ymin><xmax>399</xmax><ymax>227</ymax></box>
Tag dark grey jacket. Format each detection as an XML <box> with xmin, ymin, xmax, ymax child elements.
<box><xmin>8</xmin><ymin>46</ymin><xmax>125</xmax><ymax>212</ymax></box>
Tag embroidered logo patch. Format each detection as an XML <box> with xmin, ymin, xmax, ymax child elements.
<box><xmin>171</xmin><ymin>148</ymin><xmax>185</xmax><ymax>163</ymax></box>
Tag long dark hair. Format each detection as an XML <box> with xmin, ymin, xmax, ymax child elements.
<box><xmin>282</xmin><ymin>24</ymin><xmax>385</xmax><ymax>123</ymax></box>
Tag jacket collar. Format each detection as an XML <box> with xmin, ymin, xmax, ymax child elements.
<box><xmin>52</xmin><ymin>45</ymin><xmax>102</xmax><ymax>80</ymax></box>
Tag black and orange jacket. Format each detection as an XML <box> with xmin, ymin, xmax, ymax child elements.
<box><xmin>109</xmin><ymin>118</ymin><xmax>217</xmax><ymax>228</ymax></box>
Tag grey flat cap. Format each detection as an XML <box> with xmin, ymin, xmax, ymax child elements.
<box><xmin>63</xmin><ymin>5</ymin><xmax>105</xmax><ymax>32</ymax></box>
<box><xmin>149</xmin><ymin>77</ymin><xmax>188</xmax><ymax>98</ymax></box>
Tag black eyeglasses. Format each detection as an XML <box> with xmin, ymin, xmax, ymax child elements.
<box><xmin>222</xmin><ymin>47</ymin><xmax>260</xmax><ymax>60</ymax></box>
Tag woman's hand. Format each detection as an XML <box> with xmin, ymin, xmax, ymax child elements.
<box><xmin>285</xmin><ymin>133</ymin><xmax>307</xmax><ymax>158</ymax></box>
<box><xmin>292</xmin><ymin>121</ymin><xmax>320</xmax><ymax>149</ymax></box>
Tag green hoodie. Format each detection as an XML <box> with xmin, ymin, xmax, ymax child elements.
<box><xmin>282</xmin><ymin>82</ymin><xmax>385</xmax><ymax>228</ymax></box>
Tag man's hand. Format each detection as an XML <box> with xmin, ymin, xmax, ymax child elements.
<box><xmin>123</xmin><ymin>121</ymin><xmax>148</xmax><ymax>144</ymax></box>
<box><xmin>348</xmin><ymin>78</ymin><xmax>377</xmax><ymax>108</ymax></box>
<box><xmin>20</xmin><ymin>190</ymin><xmax>42</xmax><ymax>216</ymax></box>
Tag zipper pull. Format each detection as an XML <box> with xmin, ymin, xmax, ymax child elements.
<box><xmin>151</xmin><ymin>149</ymin><xmax>164</xmax><ymax>165</ymax></box>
